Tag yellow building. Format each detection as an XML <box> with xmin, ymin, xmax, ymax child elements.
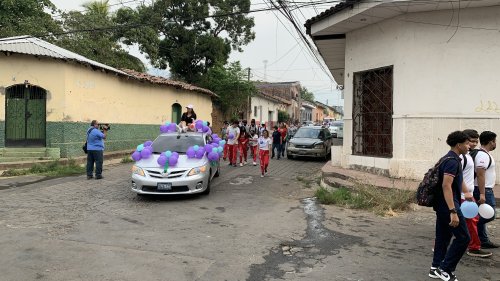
<box><xmin>0</xmin><ymin>36</ymin><xmax>216</xmax><ymax>159</ymax></box>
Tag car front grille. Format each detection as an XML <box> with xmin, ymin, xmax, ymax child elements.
<box><xmin>295</xmin><ymin>144</ymin><xmax>313</xmax><ymax>149</ymax></box>
<box><xmin>145</xmin><ymin>169</ymin><xmax>188</xmax><ymax>179</ymax></box>
<box><xmin>141</xmin><ymin>185</ymin><xmax>190</xmax><ymax>192</ymax></box>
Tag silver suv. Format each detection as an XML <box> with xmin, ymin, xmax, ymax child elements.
<box><xmin>131</xmin><ymin>132</ymin><xmax>220</xmax><ymax>196</ymax></box>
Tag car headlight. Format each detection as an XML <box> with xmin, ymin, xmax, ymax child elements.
<box><xmin>314</xmin><ymin>143</ymin><xmax>324</xmax><ymax>149</ymax></box>
<box><xmin>288</xmin><ymin>143</ymin><xmax>295</xmax><ymax>148</ymax></box>
<box><xmin>188</xmin><ymin>165</ymin><xmax>208</xmax><ymax>176</ymax></box>
<box><xmin>132</xmin><ymin>165</ymin><xmax>145</xmax><ymax>177</ymax></box>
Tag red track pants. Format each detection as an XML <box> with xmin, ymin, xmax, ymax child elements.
<box><xmin>259</xmin><ymin>150</ymin><xmax>269</xmax><ymax>174</ymax></box>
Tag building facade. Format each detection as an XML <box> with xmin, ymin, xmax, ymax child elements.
<box><xmin>0</xmin><ymin>36</ymin><xmax>215</xmax><ymax>159</ymax></box>
<box><xmin>307</xmin><ymin>1</ymin><xmax>500</xmax><ymax>181</ymax></box>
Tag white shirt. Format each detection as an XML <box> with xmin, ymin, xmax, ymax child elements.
<box><xmin>226</xmin><ymin>126</ymin><xmax>240</xmax><ymax>145</ymax></box>
<box><xmin>258</xmin><ymin>137</ymin><xmax>272</xmax><ymax>150</ymax></box>
<box><xmin>473</xmin><ymin>148</ymin><xmax>496</xmax><ymax>188</ymax></box>
<box><xmin>249</xmin><ymin>134</ymin><xmax>258</xmax><ymax>146</ymax></box>
<box><xmin>460</xmin><ymin>153</ymin><xmax>474</xmax><ymax>198</ymax></box>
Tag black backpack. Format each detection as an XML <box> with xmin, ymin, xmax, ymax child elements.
<box><xmin>469</xmin><ymin>149</ymin><xmax>492</xmax><ymax>179</ymax></box>
<box><xmin>416</xmin><ymin>156</ymin><xmax>459</xmax><ymax>207</ymax></box>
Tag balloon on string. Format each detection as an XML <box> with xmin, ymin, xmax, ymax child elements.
<box><xmin>193</xmin><ymin>145</ymin><xmax>199</xmax><ymax>152</ymax></box>
<box><xmin>144</xmin><ymin>140</ymin><xmax>153</xmax><ymax>147</ymax></box>
<box><xmin>165</xmin><ymin>150</ymin><xmax>172</xmax><ymax>158</ymax></box>
<box><xmin>169</xmin><ymin>156</ymin><xmax>178</xmax><ymax>166</ymax></box>
<box><xmin>131</xmin><ymin>151</ymin><xmax>142</xmax><ymax>161</ymax></box>
<box><xmin>157</xmin><ymin>155</ymin><xmax>167</xmax><ymax>166</ymax></box>
<box><xmin>160</xmin><ymin>125</ymin><xmax>168</xmax><ymax>133</ymax></box>
<box><xmin>219</xmin><ymin>140</ymin><xmax>226</xmax><ymax>146</ymax></box>
<box><xmin>478</xmin><ymin>204</ymin><xmax>495</xmax><ymax>219</ymax></box>
<box><xmin>461</xmin><ymin>201</ymin><xmax>479</xmax><ymax>219</ymax></box>
<box><xmin>208</xmin><ymin>151</ymin><xmax>219</xmax><ymax>161</ymax></box>
<box><xmin>195</xmin><ymin>122</ymin><xmax>203</xmax><ymax>130</ymax></box>
<box><xmin>202</xmin><ymin>125</ymin><xmax>209</xmax><ymax>133</ymax></box>
<box><xmin>195</xmin><ymin>148</ymin><xmax>205</xmax><ymax>159</ymax></box>
<box><xmin>137</xmin><ymin>144</ymin><xmax>145</xmax><ymax>152</ymax></box>
<box><xmin>228</xmin><ymin>133</ymin><xmax>234</xmax><ymax>140</ymax></box>
<box><xmin>211</xmin><ymin>134</ymin><xmax>218</xmax><ymax>139</ymax></box>
<box><xmin>169</xmin><ymin>123</ymin><xmax>177</xmax><ymax>131</ymax></box>
<box><xmin>212</xmin><ymin>143</ymin><xmax>219</xmax><ymax>148</ymax></box>
<box><xmin>165</xmin><ymin>122</ymin><xmax>171</xmax><ymax>126</ymax></box>
<box><xmin>186</xmin><ymin>147</ymin><xmax>196</xmax><ymax>158</ymax></box>
<box><xmin>212</xmin><ymin>138</ymin><xmax>220</xmax><ymax>144</ymax></box>
<box><xmin>204</xmin><ymin>144</ymin><xmax>213</xmax><ymax>154</ymax></box>
<box><xmin>171</xmin><ymin>152</ymin><xmax>179</xmax><ymax>159</ymax></box>
<box><xmin>212</xmin><ymin>147</ymin><xmax>218</xmax><ymax>153</ymax></box>
<box><xmin>217</xmin><ymin>147</ymin><xmax>223</xmax><ymax>153</ymax></box>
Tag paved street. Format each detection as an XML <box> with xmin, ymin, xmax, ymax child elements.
<box><xmin>0</xmin><ymin>157</ymin><xmax>499</xmax><ymax>281</ymax></box>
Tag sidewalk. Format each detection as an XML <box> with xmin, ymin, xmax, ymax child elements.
<box><xmin>321</xmin><ymin>161</ymin><xmax>500</xmax><ymax>205</ymax></box>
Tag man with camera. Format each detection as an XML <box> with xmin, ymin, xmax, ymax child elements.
<box><xmin>86</xmin><ymin>120</ymin><xmax>108</xmax><ymax>180</ymax></box>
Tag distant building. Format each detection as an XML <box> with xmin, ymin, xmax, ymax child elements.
<box><xmin>254</xmin><ymin>81</ymin><xmax>301</xmax><ymax>123</ymax></box>
<box><xmin>250</xmin><ymin>91</ymin><xmax>290</xmax><ymax>128</ymax></box>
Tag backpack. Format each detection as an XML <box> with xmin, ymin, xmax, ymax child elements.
<box><xmin>469</xmin><ymin>148</ymin><xmax>492</xmax><ymax>178</ymax></box>
<box><xmin>416</xmin><ymin>156</ymin><xmax>458</xmax><ymax>207</ymax></box>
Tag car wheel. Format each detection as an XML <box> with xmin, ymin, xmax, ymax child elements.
<box><xmin>202</xmin><ymin>172</ymin><xmax>211</xmax><ymax>195</ymax></box>
<box><xmin>287</xmin><ymin>154</ymin><xmax>293</xmax><ymax>159</ymax></box>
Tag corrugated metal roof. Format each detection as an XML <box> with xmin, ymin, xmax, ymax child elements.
<box><xmin>0</xmin><ymin>35</ymin><xmax>127</xmax><ymax>75</ymax></box>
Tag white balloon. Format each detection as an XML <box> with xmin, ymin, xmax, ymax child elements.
<box><xmin>478</xmin><ymin>204</ymin><xmax>495</xmax><ymax>219</ymax></box>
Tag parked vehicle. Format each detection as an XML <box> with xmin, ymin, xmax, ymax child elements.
<box><xmin>329</xmin><ymin>121</ymin><xmax>344</xmax><ymax>138</ymax></box>
<box><xmin>286</xmin><ymin>126</ymin><xmax>332</xmax><ymax>160</ymax></box>
<box><xmin>131</xmin><ymin>132</ymin><xmax>220</xmax><ymax>196</ymax></box>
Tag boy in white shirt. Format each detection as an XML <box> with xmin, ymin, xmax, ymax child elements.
<box><xmin>226</xmin><ymin>120</ymin><xmax>240</xmax><ymax>167</ymax></box>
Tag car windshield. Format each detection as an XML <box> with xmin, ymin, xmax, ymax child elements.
<box><xmin>152</xmin><ymin>134</ymin><xmax>205</xmax><ymax>153</ymax></box>
<box><xmin>294</xmin><ymin>128</ymin><xmax>320</xmax><ymax>138</ymax></box>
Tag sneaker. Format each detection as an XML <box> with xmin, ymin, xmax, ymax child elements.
<box><xmin>240</xmin><ymin>163</ymin><xmax>243</xmax><ymax>167</ymax></box>
<box><xmin>233</xmin><ymin>164</ymin><xmax>237</xmax><ymax>167</ymax></box>
<box><xmin>87</xmin><ymin>176</ymin><xmax>93</xmax><ymax>180</ymax></box>
<box><xmin>467</xmin><ymin>249</ymin><xmax>492</xmax><ymax>258</ymax></box>
<box><xmin>481</xmin><ymin>241</ymin><xmax>499</xmax><ymax>249</ymax></box>
<box><xmin>253</xmin><ymin>162</ymin><xmax>257</xmax><ymax>166</ymax></box>
<box><xmin>434</xmin><ymin>268</ymin><xmax>457</xmax><ymax>281</ymax></box>
<box><xmin>243</xmin><ymin>161</ymin><xmax>247</xmax><ymax>165</ymax></box>
<box><xmin>261</xmin><ymin>174</ymin><xmax>264</xmax><ymax>177</ymax></box>
<box><xmin>96</xmin><ymin>175</ymin><xmax>103</xmax><ymax>180</ymax></box>
<box><xmin>428</xmin><ymin>267</ymin><xmax>440</xmax><ymax>279</ymax></box>
<box><xmin>228</xmin><ymin>162</ymin><xmax>233</xmax><ymax>166</ymax></box>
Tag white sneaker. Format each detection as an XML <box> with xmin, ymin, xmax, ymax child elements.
<box><xmin>243</xmin><ymin>161</ymin><xmax>247</xmax><ymax>165</ymax></box>
<box><xmin>261</xmin><ymin>174</ymin><xmax>264</xmax><ymax>177</ymax></box>
<box><xmin>253</xmin><ymin>162</ymin><xmax>257</xmax><ymax>166</ymax></box>
<box><xmin>240</xmin><ymin>163</ymin><xmax>243</xmax><ymax>167</ymax></box>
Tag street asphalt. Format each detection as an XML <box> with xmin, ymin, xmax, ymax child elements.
<box><xmin>0</xmin><ymin>155</ymin><xmax>498</xmax><ymax>281</ymax></box>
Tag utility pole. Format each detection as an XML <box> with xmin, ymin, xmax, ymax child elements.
<box><xmin>247</xmin><ymin>68</ymin><xmax>251</xmax><ymax>121</ymax></box>
<box><xmin>263</xmin><ymin>60</ymin><xmax>268</xmax><ymax>81</ymax></box>
<box><xmin>297</xmin><ymin>85</ymin><xmax>302</xmax><ymax>125</ymax></box>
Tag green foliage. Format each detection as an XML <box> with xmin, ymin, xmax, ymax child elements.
<box><xmin>199</xmin><ymin>61</ymin><xmax>255</xmax><ymax>117</ymax></box>
<box><xmin>57</xmin><ymin>1</ymin><xmax>145</xmax><ymax>72</ymax></box>
<box><xmin>114</xmin><ymin>0</ymin><xmax>255</xmax><ymax>83</ymax></box>
<box><xmin>121</xmin><ymin>156</ymin><xmax>134</xmax><ymax>163</ymax></box>
<box><xmin>0</xmin><ymin>0</ymin><xmax>62</xmax><ymax>41</ymax></box>
<box><xmin>1</xmin><ymin>160</ymin><xmax>86</xmax><ymax>177</ymax></box>
<box><xmin>278</xmin><ymin>110</ymin><xmax>289</xmax><ymax>123</ymax></box>
<box><xmin>300</xmin><ymin>86</ymin><xmax>315</xmax><ymax>103</ymax></box>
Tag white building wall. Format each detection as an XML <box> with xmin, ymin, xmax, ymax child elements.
<box><xmin>341</xmin><ymin>6</ymin><xmax>500</xmax><ymax>181</ymax></box>
<box><xmin>251</xmin><ymin>96</ymin><xmax>280</xmax><ymax>125</ymax></box>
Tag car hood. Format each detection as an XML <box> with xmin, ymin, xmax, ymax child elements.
<box><xmin>290</xmin><ymin>138</ymin><xmax>323</xmax><ymax>145</ymax></box>
<box><xmin>134</xmin><ymin>154</ymin><xmax>208</xmax><ymax>169</ymax></box>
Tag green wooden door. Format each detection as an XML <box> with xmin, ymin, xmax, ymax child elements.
<box><xmin>171</xmin><ymin>103</ymin><xmax>182</xmax><ymax>124</ymax></box>
<box><xmin>5</xmin><ymin>85</ymin><xmax>46</xmax><ymax>147</ymax></box>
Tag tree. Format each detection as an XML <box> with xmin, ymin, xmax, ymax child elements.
<box><xmin>300</xmin><ymin>86</ymin><xmax>315</xmax><ymax>103</ymax></box>
<box><xmin>57</xmin><ymin>1</ymin><xmax>145</xmax><ymax>72</ymax></box>
<box><xmin>199</xmin><ymin>62</ymin><xmax>255</xmax><ymax>118</ymax></box>
<box><xmin>278</xmin><ymin>110</ymin><xmax>289</xmax><ymax>123</ymax></box>
<box><xmin>0</xmin><ymin>0</ymin><xmax>62</xmax><ymax>41</ymax></box>
<box><xmin>114</xmin><ymin>0</ymin><xmax>255</xmax><ymax>83</ymax></box>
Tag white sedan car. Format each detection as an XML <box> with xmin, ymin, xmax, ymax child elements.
<box><xmin>131</xmin><ymin>132</ymin><xmax>220</xmax><ymax>196</ymax></box>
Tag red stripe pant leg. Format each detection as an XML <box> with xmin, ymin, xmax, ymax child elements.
<box><xmin>259</xmin><ymin>150</ymin><xmax>269</xmax><ymax>174</ymax></box>
<box><xmin>239</xmin><ymin>141</ymin><xmax>248</xmax><ymax>163</ymax></box>
<box><xmin>228</xmin><ymin>144</ymin><xmax>237</xmax><ymax>164</ymax></box>
<box><xmin>250</xmin><ymin>146</ymin><xmax>257</xmax><ymax>162</ymax></box>
<box><xmin>223</xmin><ymin>143</ymin><xmax>229</xmax><ymax>160</ymax></box>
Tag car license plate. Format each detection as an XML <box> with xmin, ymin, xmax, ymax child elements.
<box><xmin>299</xmin><ymin>150</ymin><xmax>307</xmax><ymax>154</ymax></box>
<box><xmin>157</xmin><ymin>183</ymin><xmax>172</xmax><ymax>191</ymax></box>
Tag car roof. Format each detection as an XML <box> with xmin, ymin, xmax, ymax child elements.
<box><xmin>158</xmin><ymin>132</ymin><xmax>208</xmax><ymax>137</ymax></box>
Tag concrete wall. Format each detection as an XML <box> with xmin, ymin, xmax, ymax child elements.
<box><xmin>340</xmin><ymin>6</ymin><xmax>500</xmax><ymax>181</ymax></box>
<box><xmin>0</xmin><ymin>54</ymin><xmax>214</xmax><ymax>157</ymax></box>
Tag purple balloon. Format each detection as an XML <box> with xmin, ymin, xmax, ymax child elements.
<box><xmin>157</xmin><ymin>155</ymin><xmax>167</xmax><ymax>166</ymax></box>
<box><xmin>204</xmin><ymin>144</ymin><xmax>213</xmax><ymax>154</ymax></box>
<box><xmin>144</xmin><ymin>140</ymin><xmax>153</xmax><ymax>147</ymax></box>
<box><xmin>169</xmin><ymin>157</ymin><xmax>178</xmax><ymax>166</ymax></box>
<box><xmin>228</xmin><ymin>133</ymin><xmax>235</xmax><ymax>140</ymax></box>
<box><xmin>160</xmin><ymin>125</ymin><xmax>168</xmax><ymax>133</ymax></box>
<box><xmin>171</xmin><ymin>152</ymin><xmax>179</xmax><ymax>159</ymax></box>
<box><xmin>131</xmin><ymin>151</ymin><xmax>142</xmax><ymax>161</ymax></box>
<box><xmin>202</xmin><ymin>125</ymin><xmax>209</xmax><ymax>133</ymax></box>
<box><xmin>169</xmin><ymin>123</ymin><xmax>177</xmax><ymax>131</ymax></box>
<box><xmin>211</xmin><ymin>134</ymin><xmax>218</xmax><ymax>139</ymax></box>
<box><xmin>208</xmin><ymin>151</ymin><xmax>219</xmax><ymax>161</ymax></box>
<box><xmin>212</xmin><ymin>143</ymin><xmax>219</xmax><ymax>148</ymax></box>
<box><xmin>195</xmin><ymin>149</ymin><xmax>205</xmax><ymax>159</ymax></box>
<box><xmin>195</xmin><ymin>122</ymin><xmax>203</xmax><ymax>130</ymax></box>
<box><xmin>140</xmin><ymin>147</ymin><xmax>152</xmax><ymax>159</ymax></box>
<box><xmin>186</xmin><ymin>147</ymin><xmax>196</xmax><ymax>158</ymax></box>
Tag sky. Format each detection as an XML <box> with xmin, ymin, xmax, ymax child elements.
<box><xmin>50</xmin><ymin>0</ymin><xmax>344</xmax><ymax>107</ymax></box>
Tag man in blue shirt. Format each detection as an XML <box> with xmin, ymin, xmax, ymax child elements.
<box><xmin>429</xmin><ymin>131</ymin><xmax>471</xmax><ymax>281</ymax></box>
<box><xmin>86</xmin><ymin>120</ymin><xmax>108</xmax><ymax>180</ymax></box>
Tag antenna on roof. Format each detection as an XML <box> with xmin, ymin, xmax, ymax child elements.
<box><xmin>263</xmin><ymin>60</ymin><xmax>268</xmax><ymax>81</ymax></box>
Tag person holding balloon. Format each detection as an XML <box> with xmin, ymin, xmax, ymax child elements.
<box><xmin>428</xmin><ymin>131</ymin><xmax>470</xmax><ymax>281</ymax></box>
<box><xmin>86</xmin><ymin>120</ymin><xmax>108</xmax><ymax>180</ymax></box>
<box><xmin>473</xmin><ymin>130</ymin><xmax>499</xmax><ymax>249</ymax></box>
<box><xmin>460</xmin><ymin>129</ymin><xmax>492</xmax><ymax>258</ymax></box>
<box><xmin>181</xmin><ymin>104</ymin><xmax>197</xmax><ymax>126</ymax></box>
<box><xmin>226</xmin><ymin>120</ymin><xmax>240</xmax><ymax>167</ymax></box>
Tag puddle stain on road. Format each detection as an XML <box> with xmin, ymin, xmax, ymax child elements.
<box><xmin>247</xmin><ymin>197</ymin><xmax>363</xmax><ymax>281</ymax></box>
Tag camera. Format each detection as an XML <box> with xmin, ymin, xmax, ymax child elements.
<box><xmin>99</xmin><ymin>123</ymin><xmax>110</xmax><ymax>131</ymax></box>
